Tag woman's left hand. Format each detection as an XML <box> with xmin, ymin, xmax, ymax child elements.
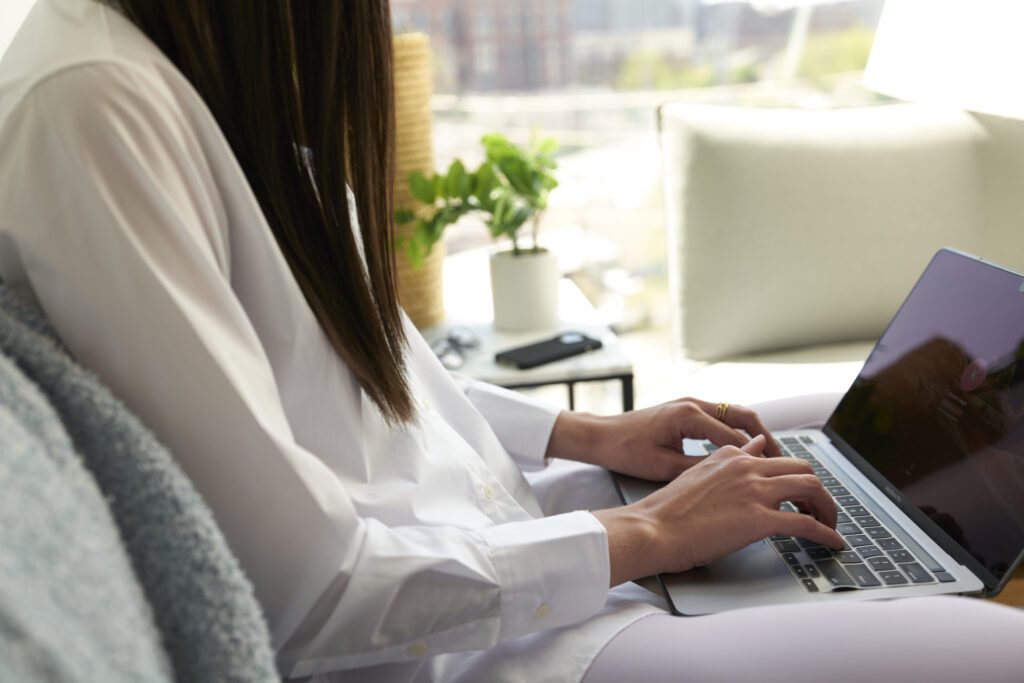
<box><xmin>546</xmin><ymin>397</ymin><xmax>781</xmax><ymax>482</ymax></box>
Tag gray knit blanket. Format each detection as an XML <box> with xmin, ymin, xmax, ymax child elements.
<box><xmin>0</xmin><ymin>285</ymin><xmax>279</xmax><ymax>683</ymax></box>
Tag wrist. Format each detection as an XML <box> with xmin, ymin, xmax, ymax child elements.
<box><xmin>591</xmin><ymin>506</ymin><xmax>659</xmax><ymax>586</ymax></box>
<box><xmin>545</xmin><ymin>410</ymin><xmax>608</xmax><ymax>465</ymax></box>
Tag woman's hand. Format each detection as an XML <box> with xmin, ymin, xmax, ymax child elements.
<box><xmin>591</xmin><ymin>436</ymin><xmax>844</xmax><ymax>586</ymax></box>
<box><xmin>547</xmin><ymin>397</ymin><xmax>782</xmax><ymax>482</ymax></box>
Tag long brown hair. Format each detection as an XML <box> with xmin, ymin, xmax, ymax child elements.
<box><xmin>111</xmin><ymin>0</ymin><xmax>414</xmax><ymax>422</ymax></box>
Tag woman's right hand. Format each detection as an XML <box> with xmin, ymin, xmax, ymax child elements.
<box><xmin>592</xmin><ymin>435</ymin><xmax>845</xmax><ymax>587</ymax></box>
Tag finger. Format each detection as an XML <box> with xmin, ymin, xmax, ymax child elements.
<box><xmin>726</xmin><ymin>406</ymin><xmax>782</xmax><ymax>458</ymax></box>
<box><xmin>682</xmin><ymin>409</ymin><xmax>749</xmax><ymax>452</ymax></box>
<box><xmin>751</xmin><ymin>455</ymin><xmax>815</xmax><ymax>477</ymax></box>
<box><xmin>675</xmin><ymin>398</ymin><xmax>782</xmax><ymax>458</ymax></box>
<box><xmin>768</xmin><ymin>510</ymin><xmax>844</xmax><ymax>549</ymax></box>
<box><xmin>740</xmin><ymin>434</ymin><xmax>766</xmax><ymax>456</ymax></box>
<box><xmin>764</xmin><ymin>474</ymin><xmax>838</xmax><ymax>528</ymax></box>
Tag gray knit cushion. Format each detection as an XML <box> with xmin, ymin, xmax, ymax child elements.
<box><xmin>0</xmin><ymin>286</ymin><xmax>279</xmax><ymax>683</ymax></box>
<box><xmin>0</xmin><ymin>352</ymin><xmax>173</xmax><ymax>681</ymax></box>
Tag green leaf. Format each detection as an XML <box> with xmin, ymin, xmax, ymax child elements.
<box><xmin>508</xmin><ymin>204</ymin><xmax>533</xmax><ymax>232</ymax></box>
<box><xmin>407</xmin><ymin>231</ymin><xmax>426</xmax><ymax>268</ymax></box>
<box><xmin>474</xmin><ymin>162</ymin><xmax>499</xmax><ymax>207</ymax></box>
<box><xmin>408</xmin><ymin>171</ymin><xmax>436</xmax><ymax>205</ymax></box>
<box><xmin>446</xmin><ymin>159</ymin><xmax>473</xmax><ymax>200</ymax></box>
<box><xmin>533</xmin><ymin>136</ymin><xmax>559</xmax><ymax>157</ymax></box>
<box><xmin>488</xmin><ymin>192</ymin><xmax>511</xmax><ymax>239</ymax></box>
<box><xmin>498</xmin><ymin>156</ymin><xmax>534</xmax><ymax>197</ymax></box>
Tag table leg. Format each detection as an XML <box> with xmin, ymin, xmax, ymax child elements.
<box><xmin>567</xmin><ymin>382</ymin><xmax>576</xmax><ymax>411</ymax></box>
<box><xmin>621</xmin><ymin>374</ymin><xmax>634</xmax><ymax>412</ymax></box>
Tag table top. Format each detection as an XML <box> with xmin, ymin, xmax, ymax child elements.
<box><xmin>419</xmin><ymin>250</ymin><xmax>633</xmax><ymax>387</ymax></box>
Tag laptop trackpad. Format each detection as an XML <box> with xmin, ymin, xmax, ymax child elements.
<box><xmin>660</xmin><ymin>541</ymin><xmax>807</xmax><ymax>615</ymax></box>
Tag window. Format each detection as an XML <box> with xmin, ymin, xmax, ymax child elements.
<box><xmin>394</xmin><ymin>0</ymin><xmax>886</xmax><ymax>334</ymax></box>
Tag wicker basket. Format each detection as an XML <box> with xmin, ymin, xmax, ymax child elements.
<box><xmin>393</xmin><ymin>33</ymin><xmax>444</xmax><ymax>329</ymax></box>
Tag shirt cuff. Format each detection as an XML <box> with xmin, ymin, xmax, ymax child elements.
<box><xmin>462</xmin><ymin>379</ymin><xmax>561</xmax><ymax>471</ymax></box>
<box><xmin>477</xmin><ymin>510</ymin><xmax>610</xmax><ymax>641</ymax></box>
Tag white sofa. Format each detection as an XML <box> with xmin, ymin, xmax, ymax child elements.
<box><xmin>657</xmin><ymin>102</ymin><xmax>1024</xmax><ymax>407</ymax></box>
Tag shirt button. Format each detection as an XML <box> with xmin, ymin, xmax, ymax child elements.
<box><xmin>534</xmin><ymin>603</ymin><xmax>550</xmax><ymax>620</ymax></box>
<box><xmin>407</xmin><ymin>641</ymin><xmax>429</xmax><ymax>657</ymax></box>
<box><xmin>481</xmin><ymin>484</ymin><xmax>496</xmax><ymax>500</ymax></box>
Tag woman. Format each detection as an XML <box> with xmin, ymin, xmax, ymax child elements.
<box><xmin>0</xmin><ymin>1</ymin><xmax>1021</xmax><ymax>681</ymax></box>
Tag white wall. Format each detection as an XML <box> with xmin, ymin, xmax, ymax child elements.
<box><xmin>0</xmin><ymin>0</ymin><xmax>36</xmax><ymax>60</ymax></box>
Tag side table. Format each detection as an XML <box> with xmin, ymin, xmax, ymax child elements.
<box><xmin>420</xmin><ymin>250</ymin><xmax>635</xmax><ymax>412</ymax></box>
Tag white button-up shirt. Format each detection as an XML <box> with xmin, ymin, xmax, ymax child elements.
<box><xmin>0</xmin><ymin>1</ymin><xmax>662</xmax><ymax>681</ymax></box>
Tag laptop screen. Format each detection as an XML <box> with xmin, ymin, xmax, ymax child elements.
<box><xmin>827</xmin><ymin>249</ymin><xmax>1024</xmax><ymax>584</ymax></box>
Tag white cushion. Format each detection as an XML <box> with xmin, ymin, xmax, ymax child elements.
<box><xmin>660</xmin><ymin>103</ymin><xmax>987</xmax><ymax>360</ymax></box>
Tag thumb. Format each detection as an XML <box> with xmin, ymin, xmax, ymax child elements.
<box><xmin>740</xmin><ymin>434</ymin><xmax>767</xmax><ymax>456</ymax></box>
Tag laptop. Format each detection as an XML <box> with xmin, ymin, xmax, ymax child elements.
<box><xmin>615</xmin><ymin>248</ymin><xmax>1024</xmax><ymax>614</ymax></box>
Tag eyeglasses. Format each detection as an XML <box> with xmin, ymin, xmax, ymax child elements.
<box><xmin>429</xmin><ymin>327</ymin><xmax>480</xmax><ymax>370</ymax></box>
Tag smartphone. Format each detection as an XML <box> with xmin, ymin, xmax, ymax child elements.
<box><xmin>494</xmin><ymin>332</ymin><xmax>603</xmax><ymax>370</ymax></box>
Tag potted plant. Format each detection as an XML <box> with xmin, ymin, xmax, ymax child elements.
<box><xmin>396</xmin><ymin>133</ymin><xmax>560</xmax><ymax>331</ymax></box>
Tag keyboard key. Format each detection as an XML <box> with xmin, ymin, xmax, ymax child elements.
<box><xmin>836</xmin><ymin>495</ymin><xmax>859</xmax><ymax>507</ymax></box>
<box><xmin>820</xmin><ymin>477</ymin><xmax>840</xmax><ymax>488</ymax></box>
<box><xmin>801</xmin><ymin>578</ymin><xmax>820</xmax><ymax>593</ymax></box>
<box><xmin>865</xmin><ymin>527</ymin><xmax>892</xmax><ymax>540</ymax></box>
<box><xmin>812</xmin><ymin>466</ymin><xmax>831</xmax><ymax>477</ymax></box>
<box><xmin>846</xmin><ymin>505</ymin><xmax>870</xmax><ymax>516</ymax></box>
<box><xmin>878</xmin><ymin>538</ymin><xmax>903</xmax><ymax>551</ymax></box>
<box><xmin>902</xmin><ymin>562</ymin><xmax>932</xmax><ymax>583</ymax></box>
<box><xmin>837</xmin><ymin>523</ymin><xmax>861</xmax><ymax>535</ymax></box>
<box><xmin>770</xmin><ymin>535</ymin><xmax>792</xmax><ymax>542</ymax></box>
<box><xmin>879</xmin><ymin>570</ymin><xmax>909</xmax><ymax>585</ymax></box>
<box><xmin>815</xmin><ymin>559</ymin><xmax>856</xmax><ymax>588</ymax></box>
<box><xmin>888</xmin><ymin>550</ymin><xmax>915</xmax><ymax>564</ymax></box>
<box><xmin>868</xmin><ymin>557</ymin><xmax>895</xmax><ymax>572</ymax></box>
<box><xmin>836</xmin><ymin>512</ymin><xmax>851</xmax><ymax>524</ymax></box>
<box><xmin>782</xmin><ymin>553</ymin><xmax>800</xmax><ymax>565</ymax></box>
<box><xmin>856</xmin><ymin>515</ymin><xmax>881</xmax><ymax>528</ymax></box>
<box><xmin>934</xmin><ymin>571</ymin><xmax>956</xmax><ymax>583</ymax></box>
<box><xmin>806</xmin><ymin>547</ymin><xmax>832</xmax><ymax>560</ymax></box>
<box><xmin>834</xmin><ymin>550</ymin><xmax>862</xmax><ymax>564</ymax></box>
<box><xmin>780</xmin><ymin>502</ymin><xmax>798</xmax><ymax>513</ymax></box>
<box><xmin>775</xmin><ymin>540</ymin><xmax>801</xmax><ymax>553</ymax></box>
<box><xmin>827</xmin><ymin>486</ymin><xmax>850</xmax><ymax>497</ymax></box>
<box><xmin>793</xmin><ymin>565</ymin><xmax>808</xmax><ymax>578</ymax></box>
<box><xmin>797</xmin><ymin>537</ymin><xmax>823</xmax><ymax>549</ymax></box>
<box><xmin>800</xmin><ymin>436</ymin><xmax>814</xmax><ymax>444</ymax></box>
<box><xmin>847</xmin><ymin>534</ymin><xmax>873</xmax><ymax>547</ymax></box>
<box><xmin>857</xmin><ymin>546</ymin><xmax>883</xmax><ymax>559</ymax></box>
<box><xmin>804</xmin><ymin>564</ymin><xmax>821</xmax><ymax>578</ymax></box>
<box><xmin>847</xmin><ymin>563</ymin><xmax>882</xmax><ymax>587</ymax></box>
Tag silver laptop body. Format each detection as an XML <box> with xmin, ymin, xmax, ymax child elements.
<box><xmin>615</xmin><ymin>249</ymin><xmax>1024</xmax><ymax>615</ymax></box>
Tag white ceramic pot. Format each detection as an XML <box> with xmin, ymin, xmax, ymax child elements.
<box><xmin>489</xmin><ymin>249</ymin><xmax>560</xmax><ymax>331</ymax></box>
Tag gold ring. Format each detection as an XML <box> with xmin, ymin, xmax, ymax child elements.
<box><xmin>715</xmin><ymin>402</ymin><xmax>730</xmax><ymax>421</ymax></box>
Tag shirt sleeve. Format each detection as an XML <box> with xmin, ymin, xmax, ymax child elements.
<box><xmin>450</xmin><ymin>374</ymin><xmax>562</xmax><ymax>471</ymax></box>
<box><xmin>0</xmin><ymin>63</ymin><xmax>611</xmax><ymax>676</ymax></box>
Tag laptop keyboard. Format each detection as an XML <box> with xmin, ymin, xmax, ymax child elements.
<box><xmin>771</xmin><ymin>436</ymin><xmax>956</xmax><ymax>593</ymax></box>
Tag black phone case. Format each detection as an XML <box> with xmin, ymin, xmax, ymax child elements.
<box><xmin>494</xmin><ymin>333</ymin><xmax>603</xmax><ymax>370</ymax></box>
